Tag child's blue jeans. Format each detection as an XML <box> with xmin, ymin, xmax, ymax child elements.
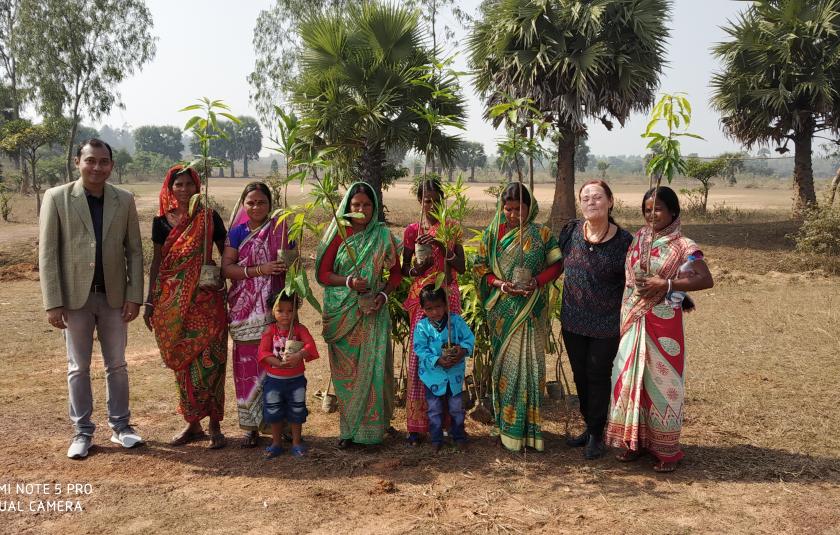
<box><xmin>425</xmin><ymin>384</ymin><xmax>466</xmax><ymax>445</ymax></box>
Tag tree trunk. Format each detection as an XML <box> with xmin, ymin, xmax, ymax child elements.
<box><xmin>65</xmin><ymin>121</ymin><xmax>79</xmax><ymax>183</ymax></box>
<box><xmin>792</xmin><ymin>131</ymin><xmax>817</xmax><ymax>215</ymax></box>
<box><xmin>31</xmin><ymin>156</ymin><xmax>40</xmax><ymax>214</ymax></box>
<box><xmin>702</xmin><ymin>184</ymin><xmax>709</xmax><ymax>214</ymax></box>
<box><xmin>469</xmin><ymin>165</ymin><xmax>475</xmax><ymax>182</ymax></box>
<box><xmin>528</xmin><ymin>126</ymin><xmax>534</xmax><ymax>193</ymax></box>
<box><xmin>358</xmin><ymin>142</ymin><xmax>386</xmax><ymax>221</ymax></box>
<box><xmin>18</xmin><ymin>158</ymin><xmax>30</xmax><ymax>194</ymax></box>
<box><xmin>447</xmin><ymin>167</ymin><xmax>454</xmax><ymax>183</ymax></box>
<box><xmin>242</xmin><ymin>156</ymin><xmax>249</xmax><ymax>178</ymax></box>
<box><xmin>828</xmin><ymin>166</ymin><xmax>840</xmax><ymax>207</ymax></box>
<box><xmin>549</xmin><ymin>131</ymin><xmax>577</xmax><ymax>234</ymax></box>
<box><xmin>229</xmin><ymin>160</ymin><xmax>235</xmax><ymax>178</ymax></box>
<box><xmin>217</xmin><ymin>167</ymin><xmax>224</xmax><ymax>178</ymax></box>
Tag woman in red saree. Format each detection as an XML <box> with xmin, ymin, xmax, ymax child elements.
<box><xmin>143</xmin><ymin>165</ymin><xmax>228</xmax><ymax>449</ymax></box>
<box><xmin>605</xmin><ymin>187</ymin><xmax>714</xmax><ymax>472</ymax></box>
<box><xmin>401</xmin><ymin>178</ymin><xmax>465</xmax><ymax>445</ymax></box>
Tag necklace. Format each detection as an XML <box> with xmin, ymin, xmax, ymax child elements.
<box><xmin>247</xmin><ymin>218</ymin><xmax>266</xmax><ymax>231</ymax></box>
<box><xmin>583</xmin><ymin>221</ymin><xmax>609</xmax><ymax>252</ymax></box>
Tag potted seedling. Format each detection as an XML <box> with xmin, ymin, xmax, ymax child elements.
<box><xmin>428</xmin><ymin>175</ymin><xmax>471</xmax><ymax>360</ymax></box>
<box><xmin>268</xmin><ymin>106</ymin><xmax>310</xmax><ymax>268</ymax></box>
<box><xmin>180</xmin><ymin>98</ymin><xmax>241</xmax><ymax>289</ymax></box>
<box><xmin>410</xmin><ymin>57</ymin><xmax>466</xmax><ymax>266</ymax></box>
<box><xmin>458</xmin><ymin>245</ymin><xmax>495</xmax><ymax>424</ymax></box>
<box><xmin>490</xmin><ymin>95</ymin><xmax>549</xmax><ymax>289</ymax></box>
<box><xmin>640</xmin><ymin>93</ymin><xmax>702</xmax><ymax>276</ymax></box>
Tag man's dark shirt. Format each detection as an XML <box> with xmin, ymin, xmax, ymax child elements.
<box><xmin>85</xmin><ymin>190</ymin><xmax>106</xmax><ymax>289</ymax></box>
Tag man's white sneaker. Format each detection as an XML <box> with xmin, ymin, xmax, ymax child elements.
<box><xmin>110</xmin><ymin>427</ymin><xmax>144</xmax><ymax>448</ymax></box>
<box><xmin>67</xmin><ymin>434</ymin><xmax>92</xmax><ymax>459</ymax></box>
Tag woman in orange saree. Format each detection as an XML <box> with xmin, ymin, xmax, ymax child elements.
<box><xmin>144</xmin><ymin>165</ymin><xmax>228</xmax><ymax>449</ymax></box>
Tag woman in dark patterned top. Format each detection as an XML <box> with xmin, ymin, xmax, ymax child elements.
<box><xmin>558</xmin><ymin>179</ymin><xmax>632</xmax><ymax>460</ymax></box>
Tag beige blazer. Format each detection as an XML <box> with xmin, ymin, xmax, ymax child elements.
<box><xmin>39</xmin><ymin>179</ymin><xmax>144</xmax><ymax>310</ymax></box>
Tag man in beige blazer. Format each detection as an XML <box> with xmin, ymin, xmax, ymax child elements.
<box><xmin>39</xmin><ymin>138</ymin><xmax>145</xmax><ymax>459</ymax></box>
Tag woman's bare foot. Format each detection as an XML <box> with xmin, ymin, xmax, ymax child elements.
<box><xmin>653</xmin><ymin>460</ymin><xmax>678</xmax><ymax>473</ymax></box>
<box><xmin>170</xmin><ymin>422</ymin><xmax>206</xmax><ymax>446</ymax></box>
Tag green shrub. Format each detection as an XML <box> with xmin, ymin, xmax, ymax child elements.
<box><xmin>793</xmin><ymin>205</ymin><xmax>840</xmax><ymax>257</ymax></box>
<box><xmin>0</xmin><ymin>184</ymin><xmax>13</xmax><ymax>222</ymax></box>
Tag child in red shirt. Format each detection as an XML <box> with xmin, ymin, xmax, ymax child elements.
<box><xmin>258</xmin><ymin>291</ymin><xmax>319</xmax><ymax>458</ymax></box>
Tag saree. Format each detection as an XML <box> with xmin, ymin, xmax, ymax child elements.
<box><xmin>226</xmin><ymin>198</ymin><xmax>290</xmax><ymax>432</ymax></box>
<box><xmin>605</xmin><ymin>217</ymin><xmax>701</xmax><ymax>462</ymax></box>
<box><xmin>403</xmin><ymin>221</ymin><xmax>462</xmax><ymax>434</ymax></box>
<box><xmin>316</xmin><ymin>183</ymin><xmax>401</xmax><ymax>444</ymax></box>
<box><xmin>474</xmin><ymin>186</ymin><xmax>562</xmax><ymax>452</ymax></box>
<box><xmin>151</xmin><ymin>166</ymin><xmax>227</xmax><ymax>423</ymax></box>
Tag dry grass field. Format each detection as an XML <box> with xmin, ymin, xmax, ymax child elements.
<box><xmin>0</xmin><ymin>177</ymin><xmax>838</xmax><ymax>534</ymax></box>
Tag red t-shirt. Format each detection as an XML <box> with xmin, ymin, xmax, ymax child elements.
<box><xmin>257</xmin><ymin>323</ymin><xmax>320</xmax><ymax>377</ymax></box>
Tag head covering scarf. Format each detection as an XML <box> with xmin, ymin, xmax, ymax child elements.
<box><xmin>158</xmin><ymin>165</ymin><xmax>201</xmax><ymax>216</ymax></box>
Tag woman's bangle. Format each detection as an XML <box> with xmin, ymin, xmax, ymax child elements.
<box><xmin>379</xmin><ymin>291</ymin><xmax>388</xmax><ymax>301</ymax></box>
<box><xmin>244</xmin><ymin>266</ymin><xmax>250</xmax><ymax>279</ymax></box>
<box><xmin>256</xmin><ymin>265</ymin><xmax>263</xmax><ymax>276</ymax></box>
<box><xmin>667</xmin><ymin>278</ymin><xmax>672</xmax><ymax>294</ymax></box>
<box><xmin>345</xmin><ymin>276</ymin><xmax>353</xmax><ymax>288</ymax></box>
<box><xmin>500</xmin><ymin>282</ymin><xmax>510</xmax><ymax>294</ymax></box>
<box><xmin>143</xmin><ymin>302</ymin><xmax>154</xmax><ymax>308</ymax></box>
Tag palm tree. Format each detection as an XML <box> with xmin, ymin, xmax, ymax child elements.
<box><xmin>468</xmin><ymin>0</ymin><xmax>669</xmax><ymax>232</ymax></box>
<box><xmin>710</xmin><ymin>0</ymin><xmax>840</xmax><ymax>214</ymax></box>
<box><xmin>290</xmin><ymin>1</ymin><xmax>465</xmax><ymax>217</ymax></box>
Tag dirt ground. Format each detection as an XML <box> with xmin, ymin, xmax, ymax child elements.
<box><xmin>0</xmin><ymin>179</ymin><xmax>839</xmax><ymax>535</ymax></box>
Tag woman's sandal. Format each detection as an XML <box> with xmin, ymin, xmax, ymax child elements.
<box><xmin>265</xmin><ymin>445</ymin><xmax>284</xmax><ymax>459</ymax></box>
<box><xmin>653</xmin><ymin>461</ymin><xmax>678</xmax><ymax>473</ymax></box>
<box><xmin>208</xmin><ymin>432</ymin><xmax>226</xmax><ymax>450</ymax></box>
<box><xmin>239</xmin><ymin>430</ymin><xmax>260</xmax><ymax>449</ymax></box>
<box><xmin>290</xmin><ymin>444</ymin><xmax>307</xmax><ymax>458</ymax></box>
<box><xmin>615</xmin><ymin>449</ymin><xmax>643</xmax><ymax>462</ymax></box>
<box><xmin>169</xmin><ymin>429</ymin><xmax>207</xmax><ymax>446</ymax></box>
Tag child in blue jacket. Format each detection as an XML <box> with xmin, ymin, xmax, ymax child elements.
<box><xmin>413</xmin><ymin>284</ymin><xmax>475</xmax><ymax>451</ymax></box>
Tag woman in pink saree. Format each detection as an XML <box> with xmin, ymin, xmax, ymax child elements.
<box><xmin>222</xmin><ymin>182</ymin><xmax>292</xmax><ymax>447</ymax></box>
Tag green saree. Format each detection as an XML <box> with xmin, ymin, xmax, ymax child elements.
<box><xmin>315</xmin><ymin>183</ymin><xmax>401</xmax><ymax>444</ymax></box>
<box><xmin>475</xmin><ymin>186</ymin><xmax>562</xmax><ymax>451</ymax></box>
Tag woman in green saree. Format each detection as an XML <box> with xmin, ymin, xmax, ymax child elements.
<box><xmin>475</xmin><ymin>183</ymin><xmax>563</xmax><ymax>452</ymax></box>
<box><xmin>315</xmin><ymin>182</ymin><xmax>403</xmax><ymax>448</ymax></box>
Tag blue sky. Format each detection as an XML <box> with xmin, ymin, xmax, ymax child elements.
<box><xmin>102</xmin><ymin>0</ymin><xmax>748</xmax><ymax>157</ymax></box>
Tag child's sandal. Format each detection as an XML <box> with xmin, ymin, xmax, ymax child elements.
<box><xmin>290</xmin><ymin>445</ymin><xmax>307</xmax><ymax>458</ymax></box>
<box><xmin>265</xmin><ymin>445</ymin><xmax>284</xmax><ymax>459</ymax></box>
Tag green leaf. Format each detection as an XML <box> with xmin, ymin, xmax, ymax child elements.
<box><xmin>219</xmin><ymin>112</ymin><xmax>241</xmax><ymax>124</ymax></box>
<box><xmin>183</xmin><ymin>116</ymin><xmax>201</xmax><ymax>131</ymax></box>
<box><xmin>188</xmin><ymin>193</ymin><xmax>201</xmax><ymax>216</ymax></box>
<box><xmin>434</xmin><ymin>272</ymin><xmax>446</xmax><ymax>290</ymax></box>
